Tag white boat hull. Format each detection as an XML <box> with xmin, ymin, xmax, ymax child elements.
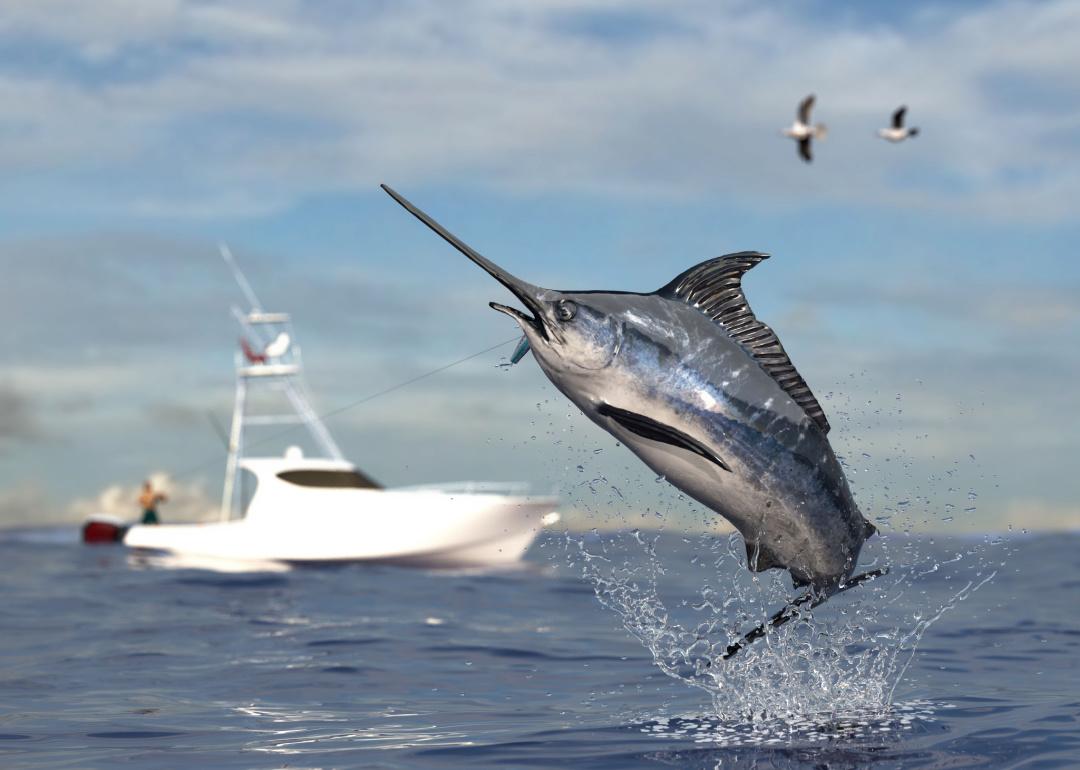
<box><xmin>123</xmin><ymin>484</ymin><xmax>558</xmax><ymax>567</ymax></box>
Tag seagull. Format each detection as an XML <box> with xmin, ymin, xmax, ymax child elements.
<box><xmin>878</xmin><ymin>106</ymin><xmax>919</xmax><ymax>142</ymax></box>
<box><xmin>782</xmin><ymin>94</ymin><xmax>827</xmax><ymax>163</ymax></box>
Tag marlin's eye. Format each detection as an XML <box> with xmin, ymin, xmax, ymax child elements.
<box><xmin>556</xmin><ymin>300</ymin><xmax>577</xmax><ymax>322</ymax></box>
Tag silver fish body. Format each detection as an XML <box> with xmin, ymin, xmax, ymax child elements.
<box><xmin>381</xmin><ymin>185</ymin><xmax>875</xmax><ymax>593</ymax></box>
<box><xmin>534</xmin><ymin>290</ymin><xmax>869</xmax><ymax>591</ymax></box>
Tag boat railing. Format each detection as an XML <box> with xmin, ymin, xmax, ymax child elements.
<box><xmin>393</xmin><ymin>481</ymin><xmax>535</xmax><ymax>496</ymax></box>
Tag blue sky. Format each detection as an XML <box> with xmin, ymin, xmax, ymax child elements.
<box><xmin>1</xmin><ymin>0</ymin><xmax>1078</xmax><ymax>531</ymax></box>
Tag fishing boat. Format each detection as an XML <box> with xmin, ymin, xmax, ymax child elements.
<box><xmin>85</xmin><ymin>248</ymin><xmax>559</xmax><ymax>566</ymax></box>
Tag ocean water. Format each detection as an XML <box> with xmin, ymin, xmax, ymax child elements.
<box><xmin>1</xmin><ymin>528</ymin><xmax>1078</xmax><ymax>769</ymax></box>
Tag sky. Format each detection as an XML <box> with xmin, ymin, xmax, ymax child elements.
<box><xmin>1</xmin><ymin>0</ymin><xmax>1078</xmax><ymax>532</ymax></box>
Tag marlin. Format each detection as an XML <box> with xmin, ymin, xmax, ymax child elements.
<box><xmin>382</xmin><ymin>184</ymin><xmax>881</xmax><ymax>643</ymax></box>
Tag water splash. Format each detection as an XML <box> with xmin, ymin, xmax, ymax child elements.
<box><xmin>639</xmin><ymin>699</ymin><xmax>942</xmax><ymax>747</ymax></box>
<box><xmin>566</xmin><ymin>526</ymin><xmax>1000</xmax><ymax>726</ymax></box>
<box><xmin>535</xmin><ymin>380</ymin><xmax>1008</xmax><ymax>729</ymax></box>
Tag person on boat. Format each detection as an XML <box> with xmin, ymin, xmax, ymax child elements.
<box><xmin>138</xmin><ymin>481</ymin><xmax>167</xmax><ymax>525</ymax></box>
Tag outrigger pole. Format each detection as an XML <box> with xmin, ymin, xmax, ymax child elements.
<box><xmin>220</xmin><ymin>243</ymin><xmax>264</xmax><ymax>313</ymax></box>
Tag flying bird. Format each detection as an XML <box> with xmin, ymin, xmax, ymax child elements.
<box><xmin>878</xmin><ymin>105</ymin><xmax>919</xmax><ymax>142</ymax></box>
<box><xmin>382</xmin><ymin>185</ymin><xmax>882</xmax><ymax>646</ymax></box>
<box><xmin>782</xmin><ymin>94</ymin><xmax>828</xmax><ymax>163</ymax></box>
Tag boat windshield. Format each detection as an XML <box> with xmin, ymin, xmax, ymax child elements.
<box><xmin>276</xmin><ymin>469</ymin><xmax>382</xmax><ymax>489</ymax></box>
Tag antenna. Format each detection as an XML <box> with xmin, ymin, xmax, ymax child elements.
<box><xmin>220</xmin><ymin>243</ymin><xmax>263</xmax><ymax>313</ymax></box>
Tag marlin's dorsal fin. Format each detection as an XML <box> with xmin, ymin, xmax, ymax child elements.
<box><xmin>657</xmin><ymin>252</ymin><xmax>831</xmax><ymax>434</ymax></box>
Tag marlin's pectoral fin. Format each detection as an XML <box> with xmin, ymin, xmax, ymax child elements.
<box><xmin>597</xmin><ymin>403</ymin><xmax>731</xmax><ymax>472</ymax></box>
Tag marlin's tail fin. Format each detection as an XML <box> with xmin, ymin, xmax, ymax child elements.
<box><xmin>720</xmin><ymin>568</ymin><xmax>887</xmax><ymax>661</ymax></box>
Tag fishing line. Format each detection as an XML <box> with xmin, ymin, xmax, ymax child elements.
<box><xmin>172</xmin><ymin>336</ymin><xmax>520</xmax><ymax>481</ymax></box>
<box><xmin>310</xmin><ymin>336</ymin><xmax>520</xmax><ymax>422</ymax></box>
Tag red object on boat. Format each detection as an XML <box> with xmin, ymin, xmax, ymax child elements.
<box><xmin>240</xmin><ymin>337</ymin><xmax>266</xmax><ymax>364</ymax></box>
<box><xmin>82</xmin><ymin>518</ymin><xmax>128</xmax><ymax>544</ymax></box>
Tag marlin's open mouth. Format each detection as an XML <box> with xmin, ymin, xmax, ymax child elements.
<box><xmin>490</xmin><ymin>297</ymin><xmax>545</xmax><ymax>338</ymax></box>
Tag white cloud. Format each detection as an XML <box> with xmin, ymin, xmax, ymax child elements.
<box><xmin>0</xmin><ymin>1</ymin><xmax>1077</xmax><ymax>220</ymax></box>
<box><xmin>0</xmin><ymin>0</ymin><xmax>181</xmax><ymax>50</ymax></box>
